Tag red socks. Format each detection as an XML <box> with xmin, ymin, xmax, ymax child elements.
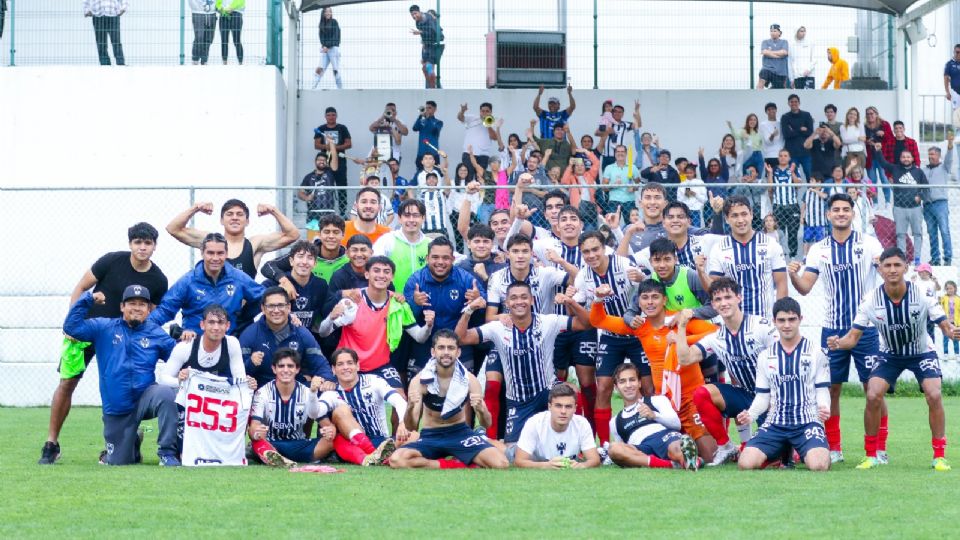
<box><xmin>647</xmin><ymin>456</ymin><xmax>673</xmax><ymax>468</ymax></box>
<box><xmin>933</xmin><ymin>438</ymin><xmax>947</xmax><ymax>459</ymax></box>
<box><xmin>252</xmin><ymin>439</ymin><xmax>278</xmax><ymax>464</ymax></box>
<box><xmin>824</xmin><ymin>415</ymin><xmax>841</xmax><ymax>451</ymax></box>
<box><xmin>864</xmin><ymin>434</ymin><xmax>878</xmax><ymax>458</ymax></box>
<box><xmin>877</xmin><ymin>416</ymin><xmax>889</xmax><ymax>451</ymax></box>
<box><xmin>438</xmin><ymin>458</ymin><xmax>468</xmax><ymax>469</ymax></box>
<box><xmin>580</xmin><ymin>384</ymin><xmax>597</xmax><ymax>432</ymax></box>
<box><xmin>692</xmin><ymin>386</ymin><xmax>727</xmax><ymax>445</ymax></box>
<box><xmin>484</xmin><ymin>379</ymin><xmax>502</xmax><ymax>439</ymax></box>
<box><xmin>595</xmin><ymin>408</ymin><xmax>612</xmax><ymax>445</ymax></box>
<box><xmin>350</xmin><ymin>432</ymin><xmax>376</xmax><ymax>454</ymax></box>
<box><xmin>334</xmin><ymin>435</ymin><xmax>367</xmax><ymax>465</ymax></box>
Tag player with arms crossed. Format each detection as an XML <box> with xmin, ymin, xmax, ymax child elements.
<box><xmin>511</xmin><ymin>383</ymin><xmax>600</xmax><ymax>469</ymax></box>
<box><xmin>788</xmin><ymin>192</ymin><xmax>885</xmax><ymax>464</ymax></box>
<box><xmin>674</xmin><ymin>278</ymin><xmax>780</xmax><ymax>465</ymax></box>
<box><xmin>389</xmin><ymin>331</ymin><xmax>509</xmax><ymax>469</ymax></box>
<box><xmin>828</xmin><ymin>247</ymin><xmax>959</xmax><ymax>471</ymax></box>
<box><xmin>608</xmin><ymin>363</ymin><xmax>702</xmax><ymax>470</ymax></box>
<box><xmin>737</xmin><ymin>298</ymin><xmax>831</xmax><ymax>471</ymax></box>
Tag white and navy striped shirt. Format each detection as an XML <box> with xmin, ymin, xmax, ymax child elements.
<box><xmin>695</xmin><ymin>315</ymin><xmax>779</xmax><ymax>394</ymax></box>
<box><xmin>633</xmin><ymin>233</ymin><xmax>723</xmax><ymax>273</ymax></box>
<box><xmin>477</xmin><ymin>314</ymin><xmax>571</xmax><ymax>402</ymax></box>
<box><xmin>251</xmin><ymin>382</ymin><xmax>341</xmax><ymax>441</ymax></box>
<box><xmin>534</xmin><ymin>235</ymin><xmax>583</xmax><ymax>315</ymax></box>
<box><xmin>337</xmin><ymin>374</ymin><xmax>397</xmax><ymax>441</ymax></box>
<box><xmin>753</xmin><ymin>338</ymin><xmax>830</xmax><ymax>427</ymax></box>
<box><xmin>803</xmin><ymin>189</ymin><xmax>828</xmax><ymax>227</ymax></box>
<box><xmin>574</xmin><ymin>254</ymin><xmax>638</xmax><ymax>336</ymax></box>
<box><xmin>853</xmin><ymin>282</ymin><xmax>946</xmax><ymax>356</ymax></box>
<box><xmin>803</xmin><ymin>232</ymin><xmax>883</xmax><ymax>329</ymax></box>
<box><xmin>771</xmin><ymin>167</ymin><xmax>799</xmax><ymax>206</ymax></box>
<box><xmin>487</xmin><ymin>265</ymin><xmax>568</xmax><ymax>315</ymax></box>
<box><xmin>420</xmin><ymin>189</ymin><xmax>449</xmax><ymax>233</ymax></box>
<box><xmin>707</xmin><ymin>233</ymin><xmax>786</xmax><ymax>319</ymax></box>
<box><xmin>603</xmin><ymin>121</ymin><xmax>635</xmax><ymax>157</ymax></box>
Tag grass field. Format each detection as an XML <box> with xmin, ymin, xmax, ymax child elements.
<box><xmin>3</xmin><ymin>397</ymin><xmax>959</xmax><ymax>539</ymax></box>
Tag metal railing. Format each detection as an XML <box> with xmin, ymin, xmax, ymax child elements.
<box><xmin>919</xmin><ymin>93</ymin><xmax>957</xmax><ymax>143</ymax></box>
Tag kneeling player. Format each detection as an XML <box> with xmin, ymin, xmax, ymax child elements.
<box><xmin>737</xmin><ymin>298</ymin><xmax>831</xmax><ymax>472</ymax></box>
<box><xmin>511</xmin><ymin>384</ymin><xmax>600</xmax><ymax>469</ymax></box>
<box><xmin>390</xmin><ymin>331</ymin><xmax>509</xmax><ymax>469</ymax></box>
<box><xmin>607</xmin><ymin>363</ymin><xmax>701</xmax><ymax>470</ymax></box>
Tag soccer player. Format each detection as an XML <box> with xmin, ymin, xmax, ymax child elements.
<box><xmin>327</xmin><ymin>234</ymin><xmax>377</xmax><ymax>298</ymax></box>
<box><xmin>63</xmin><ymin>285</ymin><xmax>180</xmax><ymax>466</ymax></box>
<box><xmin>389</xmin><ymin>331</ymin><xmax>509</xmax><ymax>469</ymax></box>
<box><xmin>262</xmin><ymin>241</ymin><xmax>331</xmax><ymax>333</ymax></box>
<box><xmin>618</xmin><ymin>183</ymin><xmax>723</xmax><ymax>253</ymax></box>
<box><xmin>511</xmin><ymin>384</ymin><xmax>601</xmax><ymax>469</ymax></box>
<box><xmin>589</xmin><ymin>280</ymin><xmax>719</xmax><ymax>461</ymax></box>
<box><xmin>705</xmin><ymin>195</ymin><xmax>788</xmax><ymax>319</ymax></box>
<box><xmin>373</xmin><ymin>199</ymin><xmax>430</xmax><ymax>298</ymax></box>
<box><xmin>457</xmin><ymin>283</ymin><xmax>592</xmax><ymax>444</ymax></box>
<box><xmin>485</xmin><ymin>234</ymin><xmax>571</xmax><ymax>321</ymax></box>
<box><xmin>788</xmin><ymin>192</ymin><xmax>885</xmax><ymax>464</ymax></box>
<box><xmin>674</xmin><ymin>278</ymin><xmax>780</xmax><ymax>465</ymax></box>
<box><xmin>166</xmin><ymin>199</ymin><xmax>300</xmax><ymax>279</ymax></box>
<box><xmin>572</xmin><ymin>231</ymin><xmax>643</xmax><ymax>444</ymax></box>
<box><xmin>455</xmin><ymin>223</ymin><xmax>507</xmax><ymax>287</ymax></box>
<box><xmin>156</xmin><ymin>304</ymin><xmax>251</xmax><ymax>388</ymax></box>
<box><xmin>623</xmin><ymin>237</ymin><xmax>716</xmax><ymax>320</ymax></box>
<box><xmin>737</xmin><ymin>297</ymin><xmax>831</xmax><ymax>472</ymax></box>
<box><xmin>260</xmin><ymin>214</ymin><xmax>349</xmax><ymax>284</ymax></box>
<box><xmin>344</xmin><ymin>186</ymin><xmax>393</xmax><ymax>246</ymax></box>
<box><xmin>607</xmin><ymin>363</ymin><xmax>701</xmax><ymax>470</ymax></box>
<box><xmin>828</xmin><ymin>247</ymin><xmax>959</xmax><ymax>471</ymax></box>
<box><xmin>628</xmin><ymin>201</ymin><xmax>724</xmax><ymax>272</ymax></box>
<box><xmin>40</xmin><ymin>222</ymin><xmax>169</xmax><ymax>465</ymax></box>
<box><xmin>332</xmin><ymin>348</ymin><xmax>412</xmax><ymax>447</ymax></box>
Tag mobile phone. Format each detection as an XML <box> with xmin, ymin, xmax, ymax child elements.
<box><xmin>598</xmin><ymin>125</ymin><xmax>606</xmax><ymax>133</ymax></box>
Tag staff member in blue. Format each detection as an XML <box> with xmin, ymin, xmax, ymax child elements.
<box><xmin>63</xmin><ymin>285</ymin><xmax>180</xmax><ymax>466</ymax></box>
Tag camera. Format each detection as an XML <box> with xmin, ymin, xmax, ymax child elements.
<box><xmin>384</xmin><ymin>109</ymin><xmax>394</xmax><ymax>120</ymax></box>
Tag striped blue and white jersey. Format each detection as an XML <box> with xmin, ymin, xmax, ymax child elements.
<box><xmin>534</xmin><ymin>235</ymin><xmax>583</xmax><ymax>315</ymax></box>
<box><xmin>707</xmin><ymin>232</ymin><xmax>786</xmax><ymax>319</ymax></box>
<box><xmin>632</xmin><ymin>233</ymin><xmax>723</xmax><ymax>273</ymax></box>
<box><xmin>487</xmin><ymin>265</ymin><xmax>568</xmax><ymax>315</ymax></box>
<box><xmin>803</xmin><ymin>231</ymin><xmax>883</xmax><ymax>330</ymax></box>
<box><xmin>337</xmin><ymin>374</ymin><xmax>398</xmax><ymax>441</ymax></box>
<box><xmin>802</xmin><ymin>189</ymin><xmax>828</xmax><ymax>227</ymax></box>
<box><xmin>573</xmin><ymin>254</ymin><xmax>639</xmax><ymax>336</ymax></box>
<box><xmin>853</xmin><ymin>282</ymin><xmax>947</xmax><ymax>356</ymax></box>
<box><xmin>753</xmin><ymin>338</ymin><xmax>830</xmax><ymax>427</ymax></box>
<box><xmin>477</xmin><ymin>314</ymin><xmax>572</xmax><ymax>402</ymax></box>
<box><xmin>771</xmin><ymin>167</ymin><xmax>799</xmax><ymax>206</ymax></box>
<box><xmin>251</xmin><ymin>382</ymin><xmax>342</xmax><ymax>441</ymax></box>
<box><xmin>694</xmin><ymin>315</ymin><xmax>779</xmax><ymax>394</ymax></box>
<box><xmin>420</xmin><ymin>189</ymin><xmax>449</xmax><ymax>233</ymax></box>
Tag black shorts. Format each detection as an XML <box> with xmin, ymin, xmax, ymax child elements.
<box><xmin>553</xmin><ymin>329</ymin><xmax>598</xmax><ymax>372</ymax></box>
<box><xmin>421</xmin><ymin>43</ymin><xmax>444</xmax><ymax>65</ymax></box>
<box><xmin>759</xmin><ymin>69</ymin><xmax>788</xmax><ymax>89</ymax></box>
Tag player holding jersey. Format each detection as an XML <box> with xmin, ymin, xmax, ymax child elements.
<box><xmin>511</xmin><ymin>384</ymin><xmax>601</xmax><ymax>468</ymax></box>
<box><xmin>332</xmin><ymin>348</ymin><xmax>412</xmax><ymax>447</ymax></box>
<box><xmin>607</xmin><ymin>363</ymin><xmax>701</xmax><ymax>470</ymax></box>
<box><xmin>828</xmin><ymin>248</ymin><xmax>960</xmax><ymax>471</ymax></box>
<box><xmin>705</xmin><ymin>195</ymin><xmax>788</xmax><ymax>319</ymax></box>
<box><xmin>788</xmin><ymin>192</ymin><xmax>885</xmax><ymax>464</ymax></box>
<box><xmin>458</xmin><ymin>282</ymin><xmax>592</xmax><ymax>443</ymax></box>
<box><xmin>573</xmin><ymin>231</ymin><xmax>644</xmax><ymax>444</ymax></box>
<box><xmin>675</xmin><ymin>278</ymin><xmax>780</xmax><ymax>465</ymax></box>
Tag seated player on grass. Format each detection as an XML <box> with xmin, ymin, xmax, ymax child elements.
<box><xmin>509</xmin><ymin>383</ymin><xmax>600</xmax><ymax>469</ymax></box>
<box><xmin>332</xmin><ymin>348</ymin><xmax>415</xmax><ymax>447</ymax></box>
<box><xmin>607</xmin><ymin>363</ymin><xmax>701</xmax><ymax>470</ymax></box>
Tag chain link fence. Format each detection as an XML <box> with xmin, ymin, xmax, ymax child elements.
<box><xmin>2</xmin><ymin>182</ymin><xmax>960</xmax><ymax>405</ymax></box>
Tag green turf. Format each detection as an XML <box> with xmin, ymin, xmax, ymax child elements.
<box><xmin>3</xmin><ymin>398</ymin><xmax>959</xmax><ymax>539</ymax></box>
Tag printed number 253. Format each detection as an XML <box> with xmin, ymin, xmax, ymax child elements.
<box><xmin>186</xmin><ymin>393</ymin><xmax>239</xmax><ymax>433</ymax></box>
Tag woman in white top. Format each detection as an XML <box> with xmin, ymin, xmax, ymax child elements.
<box><xmin>791</xmin><ymin>26</ymin><xmax>816</xmax><ymax>89</ymax></box>
<box><xmin>728</xmin><ymin>113</ymin><xmax>764</xmax><ymax>175</ymax></box>
<box><xmin>839</xmin><ymin>107</ymin><xmax>867</xmax><ymax>168</ymax></box>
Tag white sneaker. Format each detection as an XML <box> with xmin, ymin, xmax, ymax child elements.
<box><xmin>829</xmin><ymin>450</ymin><xmax>845</xmax><ymax>464</ymax></box>
<box><xmin>876</xmin><ymin>450</ymin><xmax>889</xmax><ymax>465</ymax></box>
<box><xmin>708</xmin><ymin>441</ymin><xmax>738</xmax><ymax>467</ymax></box>
<box><xmin>598</xmin><ymin>441</ymin><xmax>613</xmax><ymax>466</ymax></box>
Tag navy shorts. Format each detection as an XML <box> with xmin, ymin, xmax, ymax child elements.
<box><xmin>803</xmin><ymin>226</ymin><xmax>828</xmax><ymax>243</ymax></box>
<box><xmin>553</xmin><ymin>329</ymin><xmax>598</xmax><ymax>372</ymax></box>
<box><xmin>484</xmin><ymin>350</ymin><xmax>502</xmax><ymax>373</ymax></box>
<box><xmin>596</xmin><ymin>333</ymin><xmax>650</xmax><ymax>378</ymax></box>
<box><xmin>747</xmin><ymin>422</ymin><xmax>828</xmax><ymax>461</ymax></box>
<box><xmin>716</xmin><ymin>383</ymin><xmax>755</xmax><ymax>418</ymax></box>
<box><xmin>505</xmin><ymin>388</ymin><xmax>551</xmax><ymax>443</ymax></box>
<box><xmin>636</xmin><ymin>429</ymin><xmax>682</xmax><ymax>460</ymax></box>
<box><xmin>270</xmin><ymin>438</ymin><xmax>322</xmax><ymax>463</ymax></box>
<box><xmin>701</xmin><ymin>354</ymin><xmax>720</xmax><ymax>384</ymax></box>
<box><xmin>362</xmin><ymin>365</ymin><xmax>404</xmax><ymax>389</ymax></box>
<box><xmin>822</xmin><ymin>327</ymin><xmax>880</xmax><ymax>384</ymax></box>
<box><xmin>870</xmin><ymin>351</ymin><xmax>942</xmax><ymax>386</ymax></box>
<box><xmin>404</xmin><ymin>423</ymin><xmax>492</xmax><ymax>465</ymax></box>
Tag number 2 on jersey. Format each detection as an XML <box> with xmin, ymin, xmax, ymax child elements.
<box><xmin>186</xmin><ymin>393</ymin><xmax>239</xmax><ymax>433</ymax></box>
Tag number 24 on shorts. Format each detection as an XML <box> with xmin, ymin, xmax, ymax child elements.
<box><xmin>186</xmin><ymin>393</ymin><xmax>240</xmax><ymax>433</ymax></box>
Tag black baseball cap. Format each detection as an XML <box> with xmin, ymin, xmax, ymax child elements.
<box><xmin>122</xmin><ymin>284</ymin><xmax>151</xmax><ymax>303</ymax></box>
<box><xmin>770</xmin><ymin>24</ymin><xmax>781</xmax><ymax>31</ymax></box>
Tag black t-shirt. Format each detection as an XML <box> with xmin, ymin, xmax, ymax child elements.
<box><xmin>87</xmin><ymin>251</ymin><xmax>169</xmax><ymax>319</ymax></box>
<box><xmin>810</xmin><ymin>138</ymin><xmax>839</xmax><ymax>178</ymax></box>
<box><xmin>301</xmin><ymin>170</ymin><xmax>337</xmax><ymax>212</ymax></box>
<box><xmin>313</xmin><ymin>123</ymin><xmax>352</xmax><ymax>181</ymax></box>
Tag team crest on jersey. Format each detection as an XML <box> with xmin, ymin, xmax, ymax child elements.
<box><xmin>674</xmin><ymin>294</ymin><xmax>685</xmax><ymax>305</ymax></box>
<box><xmin>556</xmin><ymin>442</ymin><xmax>567</xmax><ymax>454</ymax></box>
<box><xmin>800</xmin><ymin>357</ymin><xmax>811</xmax><ymax>375</ymax></box>
<box><xmin>295</xmin><ymin>296</ymin><xmax>308</xmax><ymax>310</ymax></box>
<box><xmin>139</xmin><ymin>338</ymin><xmax>150</xmax><ymax>348</ymax></box>
<box><xmin>854</xmin><ymin>247</ymin><xmax>863</xmax><ymax>256</ymax></box>
<box><xmin>226</xmin><ymin>284</ymin><xmax>236</xmax><ymax>297</ymax></box>
<box><xmin>911</xmin><ymin>309</ymin><xmax>921</xmax><ymax>319</ymax></box>
<box><xmin>418</xmin><ymin>256</ymin><xmax>426</xmax><ymax>266</ymax></box>
<box><xmin>746</xmin><ymin>337</ymin><xmax>757</xmax><ymax>348</ymax></box>
<box><xmin>758</xmin><ymin>249</ymin><xmax>767</xmax><ymax>259</ymax></box>
<box><xmin>450</xmin><ymin>289</ymin><xmax>460</xmax><ymax>301</ymax></box>
<box><xmin>364</xmin><ymin>391</ymin><xmax>373</xmax><ymax>401</ymax></box>
<box><xmin>288</xmin><ymin>341</ymin><xmax>300</xmax><ymax>351</ymax></box>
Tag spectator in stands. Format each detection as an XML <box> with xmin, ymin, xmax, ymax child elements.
<box><xmin>804</xmin><ymin>122</ymin><xmax>841</xmax><ymax>179</ymax></box>
<box><xmin>781</xmin><ymin>94</ymin><xmax>814</xmax><ymax>180</ymax></box>
<box><xmin>884</xmin><ymin>121</ymin><xmax>921</xmax><ymax>176</ymax></box>
<box><xmin>791</xmin><ymin>26</ymin><xmax>815</xmax><ymax>89</ymax></box>
<box><xmin>640</xmin><ymin>148</ymin><xmax>680</xmax><ymax>202</ymax></box>
<box><xmin>413</xmin><ymin>100</ymin><xmax>442</xmax><ymax>168</ymax></box>
<box><xmin>314</xmin><ymin>7</ymin><xmax>342</xmax><ymax>89</ymax></box>
<box><xmin>602</xmin><ymin>145</ymin><xmax>640</xmax><ymax>221</ymax></box>
<box><xmin>736</xmin><ymin>164</ymin><xmax>765</xmax><ymax>229</ymax></box>
<box><xmin>847</xmin><ymin>185</ymin><xmax>876</xmax><ymax>235</ymax></box>
<box><xmin>535</xmin><ymin>123</ymin><xmax>575</xmax><ymax>172</ymax></box>
<box><xmin>940</xmin><ymin>281</ymin><xmax>960</xmax><ymax>355</ymax></box>
<box><xmin>823</xmin><ymin>104</ymin><xmax>843</xmax><ymax>164</ymax></box>
<box><xmin>511</xmin><ymin>155</ymin><xmax>550</xmax><ymax>220</ymax></box>
<box><xmin>923</xmin><ymin>133</ymin><xmax>954</xmax><ymax>266</ymax></box>
<box><xmin>189</xmin><ymin>1</ymin><xmax>217</xmax><ymax>65</ymax></box>
<box><xmin>800</xmin><ymin>174</ymin><xmax>829</xmax><ymax>253</ymax></box>
<box><xmin>717</xmin><ymin>134</ymin><xmax>742</xmax><ymax>184</ymax></box>
<box><xmin>762</xmin><ymin>213</ymin><xmax>781</xmax><ymax>244</ymax></box>
<box><xmin>863</xmin><ymin>106</ymin><xmax>895</xmax><ymax>206</ymax></box>
<box><xmin>217</xmin><ymin>0</ymin><xmax>244</xmax><ymax>65</ymax></box>
<box><xmin>871</xmin><ymin>141</ymin><xmax>928</xmax><ymax>264</ymax></box>
<box><xmin>677</xmin><ymin>165</ymin><xmax>707</xmax><ymax>227</ymax></box>
<box><xmin>698</xmin><ymin>147</ymin><xmax>729</xmax><ymax>200</ymax></box>
<box><xmin>728</xmin><ymin>114</ymin><xmax>763</xmax><ymax>175</ymax></box>
<box><xmin>758</xmin><ymin>24</ymin><xmax>789</xmax><ymax>89</ymax></box>
<box><xmin>821</xmin><ymin>47</ymin><xmax>850</xmax><ymax>89</ymax></box>
<box><xmin>533</xmin><ymin>84</ymin><xmax>576</xmax><ymax>138</ymax></box>
<box><xmin>634</xmin><ymin>131</ymin><xmax>660</xmax><ymax>172</ymax></box>
<box><xmin>83</xmin><ymin>0</ymin><xmax>126</xmax><ymax>66</ymax></box>
<box><xmin>458</xmin><ymin>102</ymin><xmax>497</xmax><ymax>169</ymax></box>
<box><xmin>840</xmin><ymin>107</ymin><xmax>867</xmax><ymax>168</ymax></box>
<box><xmin>385</xmin><ymin>158</ymin><xmax>413</xmax><ymax>212</ymax></box>
<box><xmin>944</xmin><ymin>45</ymin><xmax>960</xmax><ymax>122</ymax></box>
<box><xmin>314</xmin><ymin>107</ymin><xmax>353</xmax><ymax>214</ymax></box>
<box><xmin>466</xmin><ymin>149</ymin><xmax>499</xmax><ymax>225</ymax></box>
<box><xmin>760</xmin><ymin>102</ymin><xmax>784</xmax><ymax>169</ymax></box>
<box><xmin>369</xmin><ymin>104</ymin><xmax>409</xmax><ymax>164</ymax></box>
<box><xmin>299</xmin><ymin>138</ymin><xmax>339</xmax><ymax>219</ymax></box>
<box><xmin>765</xmin><ymin>151</ymin><xmax>802</xmax><ymax>258</ymax></box>
<box><xmin>409</xmin><ymin>5</ymin><xmax>444</xmax><ymax>88</ymax></box>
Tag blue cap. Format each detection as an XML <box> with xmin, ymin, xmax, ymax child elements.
<box><xmin>122</xmin><ymin>284</ymin><xmax>151</xmax><ymax>302</ymax></box>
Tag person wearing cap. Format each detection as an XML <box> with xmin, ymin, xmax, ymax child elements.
<box><xmin>313</xmin><ymin>106</ymin><xmax>353</xmax><ymax>215</ymax></box>
<box><xmin>63</xmin><ymin>284</ymin><xmax>180</xmax><ymax>466</ymax></box>
<box><xmin>758</xmin><ymin>24</ymin><xmax>790</xmax><ymax>89</ymax></box>
<box><xmin>533</xmin><ymin>83</ymin><xmax>576</xmax><ymax>139</ymax></box>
